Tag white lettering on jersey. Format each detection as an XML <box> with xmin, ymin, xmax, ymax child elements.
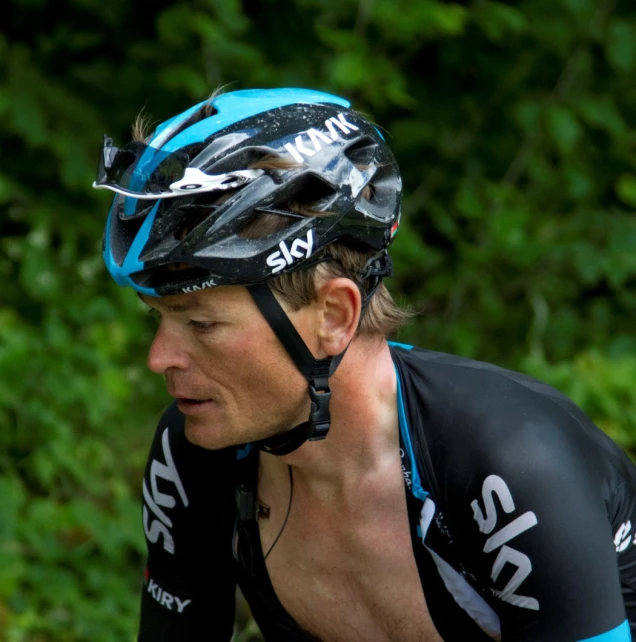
<box><xmin>143</xmin><ymin>428</ymin><xmax>189</xmax><ymax>554</ymax></box>
<box><xmin>399</xmin><ymin>448</ymin><xmax>412</xmax><ymax>490</ymax></box>
<box><xmin>471</xmin><ymin>474</ymin><xmax>539</xmax><ymax>611</ymax></box>
<box><xmin>614</xmin><ymin>520</ymin><xmax>634</xmax><ymax>552</ymax></box>
<box><xmin>471</xmin><ymin>474</ymin><xmax>516</xmax><ymax>534</ymax></box>
<box><xmin>266</xmin><ymin>229</ymin><xmax>314</xmax><ymax>274</ymax></box>
<box><xmin>147</xmin><ymin>578</ymin><xmax>192</xmax><ymax>613</ymax></box>
<box><xmin>284</xmin><ymin>113</ymin><xmax>360</xmax><ymax>163</ymax></box>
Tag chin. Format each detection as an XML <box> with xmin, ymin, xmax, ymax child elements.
<box><xmin>183</xmin><ymin>418</ymin><xmax>234</xmax><ymax>451</ymax></box>
<box><xmin>183</xmin><ymin>415</ymin><xmax>297</xmax><ymax>451</ymax></box>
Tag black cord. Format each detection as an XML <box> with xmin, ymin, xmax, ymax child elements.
<box><xmin>262</xmin><ymin>465</ymin><xmax>294</xmax><ymax>565</ymax></box>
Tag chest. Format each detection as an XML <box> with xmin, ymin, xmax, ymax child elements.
<box><xmin>257</xmin><ymin>487</ymin><xmax>443</xmax><ymax>642</ymax></box>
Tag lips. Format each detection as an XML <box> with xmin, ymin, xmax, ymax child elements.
<box><xmin>176</xmin><ymin>397</ymin><xmax>215</xmax><ymax>415</ymax></box>
<box><xmin>166</xmin><ymin>386</ymin><xmax>215</xmax><ymax>414</ymax></box>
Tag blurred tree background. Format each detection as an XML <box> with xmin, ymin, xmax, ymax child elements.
<box><xmin>1</xmin><ymin>0</ymin><xmax>635</xmax><ymax>639</ymax></box>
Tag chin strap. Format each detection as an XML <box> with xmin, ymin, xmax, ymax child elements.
<box><xmin>246</xmin><ymin>250</ymin><xmax>393</xmax><ymax>457</ymax></box>
<box><xmin>247</xmin><ymin>283</ymin><xmax>346</xmax><ymax>456</ymax></box>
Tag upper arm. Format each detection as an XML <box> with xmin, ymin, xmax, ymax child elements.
<box><xmin>139</xmin><ymin>405</ymin><xmax>237</xmax><ymax>641</ymax></box>
<box><xmin>449</xmin><ymin>414</ymin><xmax>629</xmax><ymax>641</ymax></box>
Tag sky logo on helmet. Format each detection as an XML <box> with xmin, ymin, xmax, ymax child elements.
<box><xmin>266</xmin><ymin>229</ymin><xmax>314</xmax><ymax>274</ymax></box>
<box><xmin>284</xmin><ymin>113</ymin><xmax>359</xmax><ymax>163</ymax></box>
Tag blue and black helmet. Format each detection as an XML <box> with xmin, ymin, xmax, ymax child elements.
<box><xmin>95</xmin><ymin>88</ymin><xmax>402</xmax><ymax>297</ymax></box>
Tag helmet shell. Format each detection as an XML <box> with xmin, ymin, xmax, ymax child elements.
<box><xmin>101</xmin><ymin>88</ymin><xmax>402</xmax><ymax>296</ymax></box>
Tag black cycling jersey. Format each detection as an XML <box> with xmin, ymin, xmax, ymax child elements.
<box><xmin>138</xmin><ymin>343</ymin><xmax>636</xmax><ymax>641</ymax></box>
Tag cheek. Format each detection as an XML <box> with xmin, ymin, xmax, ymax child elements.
<box><xmin>226</xmin><ymin>327</ymin><xmax>271</xmax><ymax>364</ymax></box>
<box><xmin>233</xmin><ymin>331</ymin><xmax>306</xmax><ymax>394</ymax></box>
<box><xmin>197</xmin><ymin>327</ymin><xmax>280</xmax><ymax>380</ymax></box>
<box><xmin>194</xmin><ymin>322</ymin><xmax>308</xmax><ymax>405</ymax></box>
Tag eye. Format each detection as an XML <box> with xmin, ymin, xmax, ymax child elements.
<box><xmin>188</xmin><ymin>320</ymin><xmax>217</xmax><ymax>333</ymax></box>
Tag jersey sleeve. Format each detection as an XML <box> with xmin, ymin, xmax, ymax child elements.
<box><xmin>138</xmin><ymin>403</ymin><xmax>237</xmax><ymax>642</ymax></box>
<box><xmin>443</xmin><ymin>404</ymin><xmax>629</xmax><ymax>642</ymax></box>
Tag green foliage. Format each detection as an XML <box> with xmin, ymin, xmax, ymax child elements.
<box><xmin>523</xmin><ymin>351</ymin><xmax>636</xmax><ymax>451</ymax></box>
<box><xmin>2</xmin><ymin>0</ymin><xmax>636</xmax><ymax>639</ymax></box>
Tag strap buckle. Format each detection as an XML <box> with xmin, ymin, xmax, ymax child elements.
<box><xmin>360</xmin><ymin>251</ymin><xmax>393</xmax><ymax>310</ymax></box>
<box><xmin>308</xmin><ymin>381</ymin><xmax>332</xmax><ymax>441</ymax></box>
<box><xmin>360</xmin><ymin>250</ymin><xmax>393</xmax><ymax>282</ymax></box>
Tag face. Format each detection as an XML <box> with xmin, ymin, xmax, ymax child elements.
<box><xmin>141</xmin><ymin>286</ymin><xmax>312</xmax><ymax>450</ymax></box>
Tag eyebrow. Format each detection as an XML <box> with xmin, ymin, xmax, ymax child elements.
<box><xmin>137</xmin><ymin>293</ymin><xmax>209</xmax><ymax>314</ymax></box>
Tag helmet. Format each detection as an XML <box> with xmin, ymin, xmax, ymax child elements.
<box><xmin>95</xmin><ymin>88</ymin><xmax>402</xmax><ymax>455</ymax></box>
<box><xmin>95</xmin><ymin>88</ymin><xmax>402</xmax><ymax>296</ymax></box>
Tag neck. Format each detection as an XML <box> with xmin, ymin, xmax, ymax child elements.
<box><xmin>260</xmin><ymin>338</ymin><xmax>399</xmax><ymax>494</ymax></box>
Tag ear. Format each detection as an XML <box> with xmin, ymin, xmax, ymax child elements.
<box><xmin>315</xmin><ymin>277</ymin><xmax>361</xmax><ymax>355</ymax></box>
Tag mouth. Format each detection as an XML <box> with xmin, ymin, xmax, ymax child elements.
<box><xmin>174</xmin><ymin>397</ymin><xmax>215</xmax><ymax>415</ymax></box>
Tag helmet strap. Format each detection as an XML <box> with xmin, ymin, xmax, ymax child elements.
<box><xmin>359</xmin><ymin>251</ymin><xmax>393</xmax><ymax>311</ymax></box>
<box><xmin>247</xmin><ymin>283</ymin><xmax>347</xmax><ymax>456</ymax></box>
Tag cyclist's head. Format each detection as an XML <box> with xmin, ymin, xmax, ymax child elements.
<box><xmin>95</xmin><ymin>88</ymin><xmax>405</xmax><ymax>453</ymax></box>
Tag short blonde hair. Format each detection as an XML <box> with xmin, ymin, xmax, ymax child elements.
<box><xmin>270</xmin><ymin>242</ymin><xmax>411</xmax><ymax>338</ymax></box>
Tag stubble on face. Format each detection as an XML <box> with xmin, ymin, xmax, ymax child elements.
<box><xmin>149</xmin><ymin>286</ymin><xmax>312</xmax><ymax>450</ymax></box>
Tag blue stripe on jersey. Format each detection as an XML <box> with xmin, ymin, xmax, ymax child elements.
<box><xmin>388</xmin><ymin>341</ymin><xmax>413</xmax><ymax>351</ymax></box>
<box><xmin>394</xmin><ymin>363</ymin><xmax>428</xmax><ymax>502</ymax></box>
<box><xmin>578</xmin><ymin>620</ymin><xmax>631</xmax><ymax>642</ymax></box>
<box><xmin>236</xmin><ymin>444</ymin><xmax>253</xmax><ymax>461</ymax></box>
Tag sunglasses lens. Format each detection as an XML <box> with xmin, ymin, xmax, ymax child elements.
<box><xmin>95</xmin><ymin>137</ymin><xmax>189</xmax><ymax>195</ymax></box>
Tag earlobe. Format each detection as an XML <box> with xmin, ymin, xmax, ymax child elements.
<box><xmin>317</xmin><ymin>278</ymin><xmax>361</xmax><ymax>355</ymax></box>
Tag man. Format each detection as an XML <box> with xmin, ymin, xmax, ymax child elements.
<box><xmin>95</xmin><ymin>88</ymin><xmax>636</xmax><ymax>641</ymax></box>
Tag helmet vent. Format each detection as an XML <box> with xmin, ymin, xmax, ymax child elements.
<box><xmin>239</xmin><ymin>211</ymin><xmax>294</xmax><ymax>240</ymax></box>
<box><xmin>174</xmin><ymin>209</ymin><xmax>211</xmax><ymax>241</ymax></box>
<box><xmin>173</xmin><ymin>192</ymin><xmax>238</xmax><ymax>241</ymax></box>
<box><xmin>285</xmin><ymin>174</ymin><xmax>336</xmax><ymax>213</ymax></box>
<box><xmin>110</xmin><ymin>213</ymin><xmax>146</xmax><ymax>263</ymax></box>
<box><xmin>207</xmin><ymin>149</ymin><xmax>276</xmax><ymax>175</ymax></box>
<box><xmin>361</xmin><ymin>182</ymin><xmax>376</xmax><ymax>202</ymax></box>
<box><xmin>159</xmin><ymin>105</ymin><xmax>219</xmax><ymax>149</ymax></box>
<box><xmin>203</xmin><ymin>101</ymin><xmax>219</xmax><ymax>118</ymax></box>
<box><xmin>344</xmin><ymin>136</ymin><xmax>378</xmax><ymax>166</ymax></box>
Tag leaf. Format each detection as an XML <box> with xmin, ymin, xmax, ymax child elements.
<box><xmin>156</xmin><ymin>6</ymin><xmax>199</xmax><ymax>46</ymax></box>
<box><xmin>606</xmin><ymin>19</ymin><xmax>636</xmax><ymax>73</ymax></box>
<box><xmin>576</xmin><ymin>95</ymin><xmax>627</xmax><ymax>138</ymax></box>
<box><xmin>373</xmin><ymin>1</ymin><xmax>469</xmax><ymax>40</ymax></box>
<box><xmin>329</xmin><ymin>51</ymin><xmax>372</xmax><ymax>89</ymax></box>
<box><xmin>560</xmin><ymin>0</ymin><xmax>595</xmax><ymax>21</ymax></box>
<box><xmin>546</xmin><ymin>105</ymin><xmax>582</xmax><ymax>155</ymax></box>
<box><xmin>616</xmin><ymin>174</ymin><xmax>636</xmax><ymax>209</ymax></box>
<box><xmin>473</xmin><ymin>1</ymin><xmax>528</xmax><ymax>41</ymax></box>
<box><xmin>513</xmin><ymin>99</ymin><xmax>541</xmax><ymax>133</ymax></box>
<box><xmin>454</xmin><ymin>180</ymin><xmax>485</xmax><ymax>219</ymax></box>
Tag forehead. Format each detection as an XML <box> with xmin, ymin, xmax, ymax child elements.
<box><xmin>138</xmin><ymin>285</ymin><xmax>249</xmax><ymax>313</ymax></box>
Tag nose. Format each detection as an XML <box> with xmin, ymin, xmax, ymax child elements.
<box><xmin>147</xmin><ymin>321</ymin><xmax>191</xmax><ymax>374</ymax></box>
